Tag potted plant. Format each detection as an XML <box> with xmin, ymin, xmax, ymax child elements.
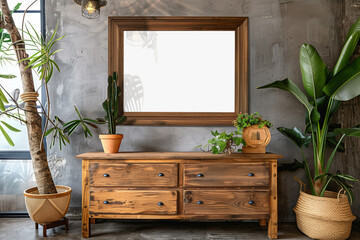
<box><xmin>258</xmin><ymin>18</ymin><xmax>360</xmax><ymax>240</ymax></box>
<box><xmin>0</xmin><ymin>0</ymin><xmax>71</xmax><ymax>225</ymax></box>
<box><xmin>233</xmin><ymin>112</ymin><xmax>272</xmax><ymax>153</ymax></box>
<box><xmin>99</xmin><ymin>72</ymin><xmax>127</xmax><ymax>153</ymax></box>
<box><xmin>196</xmin><ymin>130</ymin><xmax>243</xmax><ymax>154</ymax></box>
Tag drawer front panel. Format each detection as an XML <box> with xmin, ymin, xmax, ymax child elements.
<box><xmin>184</xmin><ymin>190</ymin><xmax>269</xmax><ymax>215</ymax></box>
<box><xmin>89</xmin><ymin>163</ymin><xmax>178</xmax><ymax>187</ymax></box>
<box><xmin>184</xmin><ymin>163</ymin><xmax>269</xmax><ymax>187</ymax></box>
<box><xmin>90</xmin><ymin>190</ymin><xmax>178</xmax><ymax>215</ymax></box>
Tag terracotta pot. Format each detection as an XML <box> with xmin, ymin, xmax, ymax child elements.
<box><xmin>99</xmin><ymin>134</ymin><xmax>123</xmax><ymax>153</ymax></box>
<box><xmin>242</xmin><ymin>125</ymin><xmax>271</xmax><ymax>153</ymax></box>
<box><xmin>24</xmin><ymin>185</ymin><xmax>71</xmax><ymax>224</ymax></box>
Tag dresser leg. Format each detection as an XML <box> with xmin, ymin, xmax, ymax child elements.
<box><xmin>259</xmin><ymin>219</ymin><xmax>267</xmax><ymax>226</ymax></box>
<box><xmin>268</xmin><ymin>162</ymin><xmax>278</xmax><ymax>239</ymax></box>
<box><xmin>82</xmin><ymin>160</ymin><xmax>91</xmax><ymax>238</ymax></box>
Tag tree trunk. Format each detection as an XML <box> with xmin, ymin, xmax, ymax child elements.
<box><xmin>0</xmin><ymin>0</ymin><xmax>57</xmax><ymax>194</ymax></box>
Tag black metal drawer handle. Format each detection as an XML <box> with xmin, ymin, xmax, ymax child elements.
<box><xmin>248</xmin><ymin>200</ymin><xmax>255</xmax><ymax>205</ymax></box>
<box><xmin>103</xmin><ymin>201</ymin><xmax>109</xmax><ymax>204</ymax></box>
<box><xmin>157</xmin><ymin>202</ymin><xmax>164</xmax><ymax>206</ymax></box>
<box><xmin>248</xmin><ymin>173</ymin><xmax>255</xmax><ymax>177</ymax></box>
<box><xmin>197</xmin><ymin>201</ymin><xmax>204</xmax><ymax>205</ymax></box>
<box><xmin>197</xmin><ymin>173</ymin><xmax>204</xmax><ymax>177</ymax></box>
<box><xmin>103</xmin><ymin>173</ymin><xmax>110</xmax><ymax>177</ymax></box>
<box><xmin>158</xmin><ymin>173</ymin><xmax>165</xmax><ymax>177</ymax></box>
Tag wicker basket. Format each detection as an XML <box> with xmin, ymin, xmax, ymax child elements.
<box><xmin>24</xmin><ymin>185</ymin><xmax>71</xmax><ymax>224</ymax></box>
<box><xmin>293</xmin><ymin>180</ymin><xmax>356</xmax><ymax>240</ymax></box>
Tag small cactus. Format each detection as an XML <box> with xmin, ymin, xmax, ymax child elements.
<box><xmin>102</xmin><ymin>72</ymin><xmax>127</xmax><ymax>134</ymax></box>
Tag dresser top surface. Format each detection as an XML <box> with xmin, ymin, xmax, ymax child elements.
<box><xmin>76</xmin><ymin>152</ymin><xmax>282</xmax><ymax>160</ymax></box>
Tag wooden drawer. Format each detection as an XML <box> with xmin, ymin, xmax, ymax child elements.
<box><xmin>183</xmin><ymin>190</ymin><xmax>269</xmax><ymax>215</ymax></box>
<box><xmin>89</xmin><ymin>163</ymin><xmax>178</xmax><ymax>187</ymax></box>
<box><xmin>184</xmin><ymin>163</ymin><xmax>269</xmax><ymax>187</ymax></box>
<box><xmin>90</xmin><ymin>190</ymin><xmax>178</xmax><ymax>215</ymax></box>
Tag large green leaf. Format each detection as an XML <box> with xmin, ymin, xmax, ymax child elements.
<box><xmin>335</xmin><ymin>127</ymin><xmax>360</xmax><ymax>137</ymax></box>
<box><xmin>323</xmin><ymin>56</ymin><xmax>360</xmax><ymax>101</ymax></box>
<box><xmin>277</xmin><ymin>127</ymin><xmax>311</xmax><ymax>148</ymax></box>
<box><xmin>299</xmin><ymin>44</ymin><xmax>327</xmax><ymax>100</ymax></box>
<box><xmin>345</xmin><ymin>17</ymin><xmax>360</xmax><ymax>42</ymax></box>
<box><xmin>258</xmin><ymin>78</ymin><xmax>313</xmax><ymax>115</ymax></box>
<box><xmin>333</xmin><ymin>32</ymin><xmax>360</xmax><ymax>75</ymax></box>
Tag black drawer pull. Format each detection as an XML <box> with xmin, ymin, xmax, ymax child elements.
<box><xmin>158</xmin><ymin>173</ymin><xmax>165</xmax><ymax>177</ymax></box>
<box><xmin>248</xmin><ymin>200</ymin><xmax>255</xmax><ymax>205</ymax></box>
<box><xmin>248</xmin><ymin>173</ymin><xmax>255</xmax><ymax>177</ymax></box>
<box><xmin>103</xmin><ymin>173</ymin><xmax>110</xmax><ymax>177</ymax></box>
<box><xmin>103</xmin><ymin>201</ymin><xmax>109</xmax><ymax>204</ymax></box>
<box><xmin>197</xmin><ymin>173</ymin><xmax>204</xmax><ymax>177</ymax></box>
<box><xmin>157</xmin><ymin>202</ymin><xmax>164</xmax><ymax>206</ymax></box>
<box><xmin>197</xmin><ymin>201</ymin><xmax>204</xmax><ymax>204</ymax></box>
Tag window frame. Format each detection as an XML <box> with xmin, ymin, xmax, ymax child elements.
<box><xmin>0</xmin><ymin>0</ymin><xmax>46</xmax><ymax>160</ymax></box>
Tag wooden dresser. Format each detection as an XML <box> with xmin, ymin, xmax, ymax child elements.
<box><xmin>76</xmin><ymin>152</ymin><xmax>282</xmax><ymax>238</ymax></box>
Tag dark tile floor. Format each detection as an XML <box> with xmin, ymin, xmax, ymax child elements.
<box><xmin>1</xmin><ymin>218</ymin><xmax>360</xmax><ymax>239</ymax></box>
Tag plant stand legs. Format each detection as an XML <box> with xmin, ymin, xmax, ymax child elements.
<box><xmin>35</xmin><ymin>217</ymin><xmax>69</xmax><ymax>237</ymax></box>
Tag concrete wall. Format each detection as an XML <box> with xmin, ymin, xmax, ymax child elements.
<box><xmin>45</xmin><ymin>0</ymin><xmax>355</xmax><ymax>222</ymax></box>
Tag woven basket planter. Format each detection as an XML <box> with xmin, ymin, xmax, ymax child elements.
<box><xmin>293</xmin><ymin>189</ymin><xmax>356</xmax><ymax>240</ymax></box>
<box><xmin>24</xmin><ymin>185</ymin><xmax>71</xmax><ymax>224</ymax></box>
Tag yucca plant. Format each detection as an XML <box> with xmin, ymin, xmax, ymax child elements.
<box><xmin>258</xmin><ymin>18</ymin><xmax>360</xmax><ymax>203</ymax></box>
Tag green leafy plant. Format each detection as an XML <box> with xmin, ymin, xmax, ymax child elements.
<box><xmin>234</xmin><ymin>112</ymin><xmax>273</xmax><ymax>134</ymax></box>
<box><xmin>102</xmin><ymin>72</ymin><xmax>127</xmax><ymax>134</ymax></box>
<box><xmin>258</xmin><ymin>18</ymin><xmax>360</xmax><ymax>203</ymax></box>
<box><xmin>45</xmin><ymin>106</ymin><xmax>101</xmax><ymax>150</ymax></box>
<box><xmin>197</xmin><ymin>130</ymin><xmax>244</xmax><ymax>154</ymax></box>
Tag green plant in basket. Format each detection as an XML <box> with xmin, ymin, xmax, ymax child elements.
<box><xmin>258</xmin><ymin>17</ymin><xmax>360</xmax><ymax>203</ymax></box>
<box><xmin>234</xmin><ymin>112</ymin><xmax>273</xmax><ymax>133</ymax></box>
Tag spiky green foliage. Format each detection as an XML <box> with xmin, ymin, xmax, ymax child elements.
<box><xmin>102</xmin><ymin>72</ymin><xmax>127</xmax><ymax>134</ymax></box>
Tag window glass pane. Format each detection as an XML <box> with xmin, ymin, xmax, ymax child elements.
<box><xmin>0</xmin><ymin>113</ymin><xmax>29</xmax><ymax>151</ymax></box>
<box><xmin>0</xmin><ymin>13</ymin><xmax>42</xmax><ymax>102</ymax></box>
<box><xmin>8</xmin><ymin>1</ymin><xmax>41</xmax><ymax>11</ymax></box>
<box><xmin>0</xmin><ymin>160</ymin><xmax>36</xmax><ymax>212</ymax></box>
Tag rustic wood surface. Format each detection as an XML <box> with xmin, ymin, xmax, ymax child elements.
<box><xmin>109</xmin><ymin>17</ymin><xmax>248</xmax><ymax>126</ymax></box>
<box><xmin>90</xmin><ymin>190</ymin><xmax>178</xmax><ymax>215</ymax></box>
<box><xmin>82</xmin><ymin>160</ymin><xmax>90</xmax><ymax>238</ymax></box>
<box><xmin>268</xmin><ymin>162</ymin><xmax>278</xmax><ymax>239</ymax></box>
<box><xmin>183</xmin><ymin>163</ymin><xmax>269</xmax><ymax>187</ymax></box>
<box><xmin>89</xmin><ymin>163</ymin><xmax>178</xmax><ymax>187</ymax></box>
<box><xmin>183</xmin><ymin>190</ymin><xmax>269</xmax><ymax>215</ymax></box>
<box><xmin>79</xmin><ymin>152</ymin><xmax>279</xmax><ymax>238</ymax></box>
<box><xmin>76</xmin><ymin>152</ymin><xmax>282</xmax><ymax>160</ymax></box>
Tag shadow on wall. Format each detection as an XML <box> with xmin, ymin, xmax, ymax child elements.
<box><xmin>124</xmin><ymin>74</ymin><xmax>144</xmax><ymax>112</ymax></box>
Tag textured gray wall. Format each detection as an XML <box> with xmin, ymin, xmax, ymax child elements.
<box><xmin>45</xmin><ymin>0</ymin><xmax>352</xmax><ymax>222</ymax></box>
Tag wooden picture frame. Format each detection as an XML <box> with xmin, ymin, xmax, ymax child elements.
<box><xmin>109</xmin><ymin>17</ymin><xmax>248</xmax><ymax>126</ymax></box>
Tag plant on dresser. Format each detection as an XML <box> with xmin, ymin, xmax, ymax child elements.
<box><xmin>99</xmin><ymin>72</ymin><xmax>127</xmax><ymax>153</ymax></box>
<box><xmin>258</xmin><ymin>17</ymin><xmax>360</xmax><ymax>240</ymax></box>
<box><xmin>234</xmin><ymin>112</ymin><xmax>273</xmax><ymax>153</ymax></box>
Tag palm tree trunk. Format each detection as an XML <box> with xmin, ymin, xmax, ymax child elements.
<box><xmin>0</xmin><ymin>0</ymin><xmax>57</xmax><ymax>194</ymax></box>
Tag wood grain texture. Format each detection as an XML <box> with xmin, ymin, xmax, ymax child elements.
<box><xmin>89</xmin><ymin>190</ymin><xmax>178</xmax><ymax>215</ymax></box>
<box><xmin>184</xmin><ymin>163</ymin><xmax>269</xmax><ymax>187</ymax></box>
<box><xmin>183</xmin><ymin>190</ymin><xmax>269</xmax><ymax>215</ymax></box>
<box><xmin>89</xmin><ymin>163</ymin><xmax>178</xmax><ymax>187</ymax></box>
<box><xmin>81</xmin><ymin>160</ymin><xmax>90</xmax><ymax>238</ymax></box>
<box><xmin>268</xmin><ymin>162</ymin><xmax>278</xmax><ymax>239</ymax></box>
<box><xmin>109</xmin><ymin>17</ymin><xmax>248</xmax><ymax>126</ymax></box>
<box><xmin>76</xmin><ymin>152</ymin><xmax>282</xmax><ymax>160</ymax></box>
<box><xmin>79</xmin><ymin>152</ymin><xmax>279</xmax><ymax>238</ymax></box>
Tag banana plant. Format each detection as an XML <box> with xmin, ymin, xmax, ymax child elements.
<box><xmin>258</xmin><ymin>18</ymin><xmax>360</xmax><ymax>203</ymax></box>
<box><xmin>102</xmin><ymin>72</ymin><xmax>127</xmax><ymax>134</ymax></box>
